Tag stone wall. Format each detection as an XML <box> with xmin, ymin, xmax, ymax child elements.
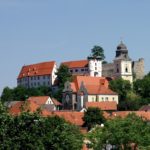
<box><xmin>132</xmin><ymin>58</ymin><xmax>144</xmax><ymax>79</ymax></box>
<box><xmin>102</xmin><ymin>63</ymin><xmax>114</xmax><ymax>77</ymax></box>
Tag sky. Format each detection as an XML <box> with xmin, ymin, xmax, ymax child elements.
<box><xmin>0</xmin><ymin>0</ymin><xmax>150</xmax><ymax>94</ymax></box>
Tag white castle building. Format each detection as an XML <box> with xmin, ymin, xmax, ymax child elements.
<box><xmin>17</xmin><ymin>61</ymin><xmax>57</xmax><ymax>88</ymax></box>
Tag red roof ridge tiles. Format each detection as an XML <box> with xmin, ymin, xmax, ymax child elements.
<box><xmin>70</xmin><ymin>76</ymin><xmax>117</xmax><ymax>95</ymax></box>
<box><xmin>18</xmin><ymin>61</ymin><xmax>56</xmax><ymax>79</ymax></box>
<box><xmin>85</xmin><ymin>101</ymin><xmax>117</xmax><ymax>111</ymax></box>
<box><xmin>61</xmin><ymin>60</ymin><xmax>88</xmax><ymax>68</ymax></box>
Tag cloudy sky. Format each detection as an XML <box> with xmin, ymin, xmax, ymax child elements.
<box><xmin>0</xmin><ymin>0</ymin><xmax>150</xmax><ymax>94</ymax></box>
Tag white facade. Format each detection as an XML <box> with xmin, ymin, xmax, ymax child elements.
<box><xmin>88</xmin><ymin>59</ymin><xmax>102</xmax><ymax>77</ymax></box>
<box><xmin>77</xmin><ymin>94</ymin><xmax>118</xmax><ymax>110</ymax></box>
<box><xmin>69</xmin><ymin>67</ymin><xmax>89</xmax><ymax>75</ymax></box>
<box><xmin>17</xmin><ymin>62</ymin><xmax>57</xmax><ymax>88</ymax></box>
<box><xmin>114</xmin><ymin>59</ymin><xmax>133</xmax><ymax>83</ymax></box>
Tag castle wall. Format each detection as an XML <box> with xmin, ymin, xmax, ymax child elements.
<box><xmin>102</xmin><ymin>63</ymin><xmax>114</xmax><ymax>77</ymax></box>
<box><xmin>132</xmin><ymin>58</ymin><xmax>144</xmax><ymax>79</ymax></box>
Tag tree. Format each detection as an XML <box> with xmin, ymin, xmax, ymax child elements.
<box><xmin>134</xmin><ymin>74</ymin><xmax>150</xmax><ymax>99</ymax></box>
<box><xmin>109</xmin><ymin>78</ymin><xmax>132</xmax><ymax>110</ymax></box>
<box><xmin>1</xmin><ymin>86</ymin><xmax>52</xmax><ymax>102</ymax></box>
<box><xmin>54</xmin><ymin>64</ymin><xmax>72</xmax><ymax>101</ymax></box>
<box><xmin>87</xmin><ymin>113</ymin><xmax>150</xmax><ymax>150</ymax></box>
<box><xmin>109</xmin><ymin>78</ymin><xmax>132</xmax><ymax>100</ymax></box>
<box><xmin>0</xmin><ymin>103</ymin><xmax>83</xmax><ymax>150</ymax></box>
<box><xmin>83</xmin><ymin>107</ymin><xmax>105</xmax><ymax>130</ymax></box>
<box><xmin>56</xmin><ymin>64</ymin><xmax>72</xmax><ymax>88</ymax></box>
<box><xmin>91</xmin><ymin>45</ymin><xmax>105</xmax><ymax>60</ymax></box>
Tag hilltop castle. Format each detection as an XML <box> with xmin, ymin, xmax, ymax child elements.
<box><xmin>17</xmin><ymin>41</ymin><xmax>144</xmax><ymax>88</ymax></box>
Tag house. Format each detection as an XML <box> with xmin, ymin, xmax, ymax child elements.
<box><xmin>9</xmin><ymin>100</ymin><xmax>40</xmax><ymax>115</ymax></box>
<box><xmin>8</xmin><ymin>96</ymin><xmax>62</xmax><ymax>115</ymax></box>
<box><xmin>27</xmin><ymin>96</ymin><xmax>62</xmax><ymax>111</ymax></box>
<box><xmin>17</xmin><ymin>61</ymin><xmax>57</xmax><ymax>88</ymax></box>
<box><xmin>62</xmin><ymin>76</ymin><xmax>118</xmax><ymax>111</ymax></box>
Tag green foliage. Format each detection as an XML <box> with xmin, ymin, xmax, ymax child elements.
<box><xmin>83</xmin><ymin>107</ymin><xmax>105</xmax><ymax>130</ymax></box>
<box><xmin>91</xmin><ymin>45</ymin><xmax>105</xmax><ymax>60</ymax></box>
<box><xmin>109</xmin><ymin>78</ymin><xmax>132</xmax><ymax>101</ymax></box>
<box><xmin>0</xmin><ymin>103</ymin><xmax>83</xmax><ymax>150</ymax></box>
<box><xmin>87</xmin><ymin>113</ymin><xmax>150</xmax><ymax>150</ymax></box>
<box><xmin>54</xmin><ymin>64</ymin><xmax>72</xmax><ymax>101</ymax></box>
<box><xmin>56</xmin><ymin>64</ymin><xmax>72</xmax><ymax>88</ymax></box>
<box><xmin>134</xmin><ymin>74</ymin><xmax>150</xmax><ymax>99</ymax></box>
<box><xmin>109</xmin><ymin>78</ymin><xmax>133</xmax><ymax>110</ymax></box>
<box><xmin>1</xmin><ymin>86</ymin><xmax>52</xmax><ymax>102</ymax></box>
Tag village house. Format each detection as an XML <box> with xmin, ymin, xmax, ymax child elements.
<box><xmin>8</xmin><ymin>96</ymin><xmax>62</xmax><ymax>115</ymax></box>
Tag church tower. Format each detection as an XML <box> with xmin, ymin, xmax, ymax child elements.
<box><xmin>87</xmin><ymin>56</ymin><xmax>102</xmax><ymax>77</ymax></box>
<box><xmin>114</xmin><ymin>41</ymin><xmax>133</xmax><ymax>83</ymax></box>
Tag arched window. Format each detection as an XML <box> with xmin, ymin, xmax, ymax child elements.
<box><xmin>125</xmin><ymin>67</ymin><xmax>128</xmax><ymax>73</ymax></box>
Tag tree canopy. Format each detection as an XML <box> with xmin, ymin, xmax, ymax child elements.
<box><xmin>83</xmin><ymin>107</ymin><xmax>105</xmax><ymax>130</ymax></box>
<box><xmin>0</xmin><ymin>103</ymin><xmax>83</xmax><ymax>150</ymax></box>
<box><xmin>90</xmin><ymin>45</ymin><xmax>105</xmax><ymax>60</ymax></box>
<box><xmin>1</xmin><ymin>86</ymin><xmax>52</xmax><ymax>103</ymax></box>
<box><xmin>54</xmin><ymin>64</ymin><xmax>72</xmax><ymax>101</ymax></box>
<box><xmin>56</xmin><ymin>64</ymin><xmax>72</xmax><ymax>88</ymax></box>
<box><xmin>87</xmin><ymin>113</ymin><xmax>150</xmax><ymax>150</ymax></box>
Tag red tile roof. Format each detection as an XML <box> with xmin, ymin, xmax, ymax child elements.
<box><xmin>18</xmin><ymin>61</ymin><xmax>55</xmax><ymax>79</ymax></box>
<box><xmin>9</xmin><ymin>101</ymin><xmax>40</xmax><ymax>115</ymax></box>
<box><xmin>62</xmin><ymin>60</ymin><xmax>88</xmax><ymax>68</ymax></box>
<box><xmin>70</xmin><ymin>76</ymin><xmax>117</xmax><ymax>95</ymax></box>
<box><xmin>27</xmin><ymin>96</ymin><xmax>49</xmax><ymax>105</ymax></box>
<box><xmin>111</xmin><ymin>111</ymin><xmax>150</xmax><ymax>121</ymax></box>
<box><xmin>52</xmin><ymin>98</ymin><xmax>62</xmax><ymax>106</ymax></box>
<box><xmin>43</xmin><ymin>111</ymin><xmax>84</xmax><ymax>126</ymax></box>
<box><xmin>85</xmin><ymin>101</ymin><xmax>117</xmax><ymax>111</ymax></box>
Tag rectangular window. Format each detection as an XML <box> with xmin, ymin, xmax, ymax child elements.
<box><xmin>43</xmin><ymin>76</ymin><xmax>45</xmax><ymax>79</ymax></box>
<box><xmin>43</xmin><ymin>82</ymin><xmax>45</xmax><ymax>86</ymax></box>
<box><xmin>105</xmin><ymin>97</ymin><xmax>108</xmax><ymax>101</ymax></box>
<box><xmin>34</xmin><ymin>76</ymin><xmax>36</xmax><ymax>80</ymax></box>
<box><xmin>75</xmin><ymin>69</ymin><xmax>78</xmax><ymax>72</ymax></box>
<box><xmin>81</xmin><ymin>69</ymin><xmax>84</xmax><ymax>72</ymax></box>
<box><xmin>70</xmin><ymin>70</ymin><xmax>73</xmax><ymax>73</ymax></box>
<box><xmin>38</xmin><ymin>76</ymin><xmax>40</xmax><ymax>80</ymax></box>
